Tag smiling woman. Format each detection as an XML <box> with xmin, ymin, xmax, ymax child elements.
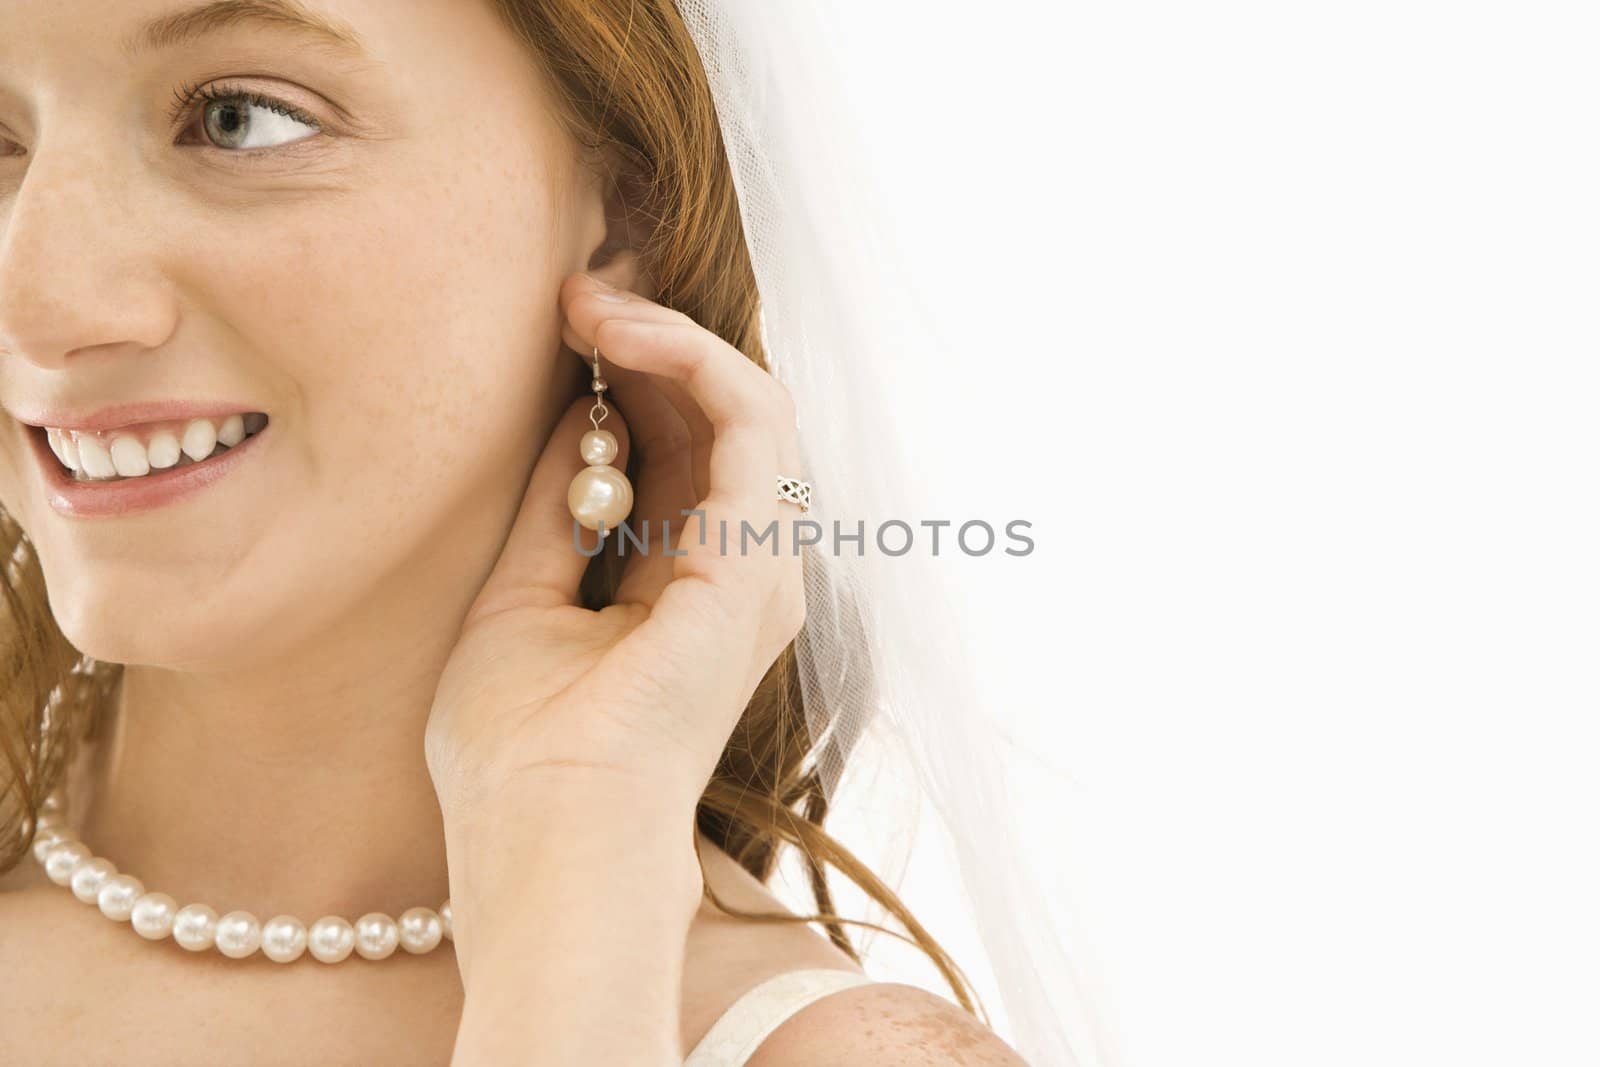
<box><xmin>0</xmin><ymin>1</ymin><xmax>1065</xmax><ymax>1065</ymax></box>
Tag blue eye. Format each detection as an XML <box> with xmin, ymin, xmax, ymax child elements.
<box><xmin>170</xmin><ymin>82</ymin><xmax>322</xmax><ymax>152</ymax></box>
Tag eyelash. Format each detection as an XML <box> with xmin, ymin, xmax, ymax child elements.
<box><xmin>166</xmin><ymin>79</ymin><xmax>324</xmax><ymax>152</ymax></box>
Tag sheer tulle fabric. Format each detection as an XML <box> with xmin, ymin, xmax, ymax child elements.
<box><xmin>671</xmin><ymin>3</ymin><xmax>1105</xmax><ymax>1064</ymax></box>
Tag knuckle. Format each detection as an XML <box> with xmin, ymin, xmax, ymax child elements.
<box><xmin>680</xmin><ymin>333</ymin><xmax>721</xmax><ymax>378</ymax></box>
<box><xmin>720</xmin><ymin>406</ymin><xmax>766</xmax><ymax>435</ymax></box>
<box><xmin>672</xmin><ymin>571</ymin><xmax>743</xmax><ymax>632</ymax></box>
<box><xmin>769</xmin><ymin>377</ymin><xmax>798</xmax><ymax>423</ymax></box>
<box><xmin>661</xmin><ymin>305</ymin><xmax>698</xmax><ymax>329</ymax></box>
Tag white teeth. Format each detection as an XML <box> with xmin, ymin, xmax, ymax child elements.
<box><xmin>76</xmin><ymin>436</ymin><xmax>117</xmax><ymax>479</ymax></box>
<box><xmin>45</xmin><ymin>428</ymin><xmax>68</xmax><ymax>468</ymax></box>
<box><xmin>216</xmin><ymin>413</ymin><xmax>245</xmax><ymax>447</ymax></box>
<box><xmin>109</xmin><ymin>436</ymin><xmax>150</xmax><ymax>478</ymax></box>
<box><xmin>46</xmin><ymin>427</ymin><xmax>84</xmax><ymax>472</ymax></box>
<box><xmin>146</xmin><ymin>432</ymin><xmax>181</xmax><ymax>470</ymax></box>
<box><xmin>180</xmin><ymin>419</ymin><xmax>218</xmax><ymax>462</ymax></box>
<box><xmin>45</xmin><ymin>413</ymin><xmax>268</xmax><ymax>482</ymax></box>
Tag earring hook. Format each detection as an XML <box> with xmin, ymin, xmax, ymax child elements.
<box><xmin>589</xmin><ymin>344</ymin><xmax>609</xmax><ymax>432</ymax></box>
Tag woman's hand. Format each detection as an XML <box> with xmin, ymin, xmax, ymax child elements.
<box><xmin>430</xmin><ymin>266</ymin><xmax>808</xmax><ymax>1064</ymax></box>
<box><xmin>424</xmin><ymin>266</ymin><xmax>806</xmax><ymax>819</ymax></box>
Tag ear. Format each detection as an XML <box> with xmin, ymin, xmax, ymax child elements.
<box><xmin>579</xmin><ymin>143</ymin><xmax>654</xmax><ymax>296</ymax></box>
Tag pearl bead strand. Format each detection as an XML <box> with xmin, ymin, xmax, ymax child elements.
<box><xmin>27</xmin><ymin>789</ymin><xmax>453</xmax><ymax>964</ymax></box>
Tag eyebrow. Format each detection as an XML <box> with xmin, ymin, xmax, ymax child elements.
<box><xmin>120</xmin><ymin>0</ymin><xmax>368</xmax><ymax>59</ymax></box>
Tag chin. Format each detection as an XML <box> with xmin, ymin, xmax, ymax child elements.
<box><xmin>38</xmin><ymin>563</ymin><xmax>291</xmax><ymax>673</ymax></box>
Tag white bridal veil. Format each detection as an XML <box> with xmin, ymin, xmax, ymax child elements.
<box><xmin>672</xmin><ymin>3</ymin><xmax>1108</xmax><ymax>1064</ymax></box>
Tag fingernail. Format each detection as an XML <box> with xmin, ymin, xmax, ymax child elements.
<box><xmin>591</xmin><ymin>290</ymin><xmax>631</xmax><ymax>303</ymax></box>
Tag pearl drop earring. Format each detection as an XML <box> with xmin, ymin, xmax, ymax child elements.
<box><xmin>566</xmin><ymin>345</ymin><xmax>634</xmax><ymax>535</ymax></box>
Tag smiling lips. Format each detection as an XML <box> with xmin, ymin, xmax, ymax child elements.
<box><xmin>43</xmin><ymin>412</ymin><xmax>269</xmax><ymax>482</ymax></box>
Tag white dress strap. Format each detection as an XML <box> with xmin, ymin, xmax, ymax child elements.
<box><xmin>683</xmin><ymin>968</ymin><xmax>874</xmax><ymax>1067</ymax></box>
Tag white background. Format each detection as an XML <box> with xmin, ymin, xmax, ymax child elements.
<box><xmin>798</xmin><ymin>3</ymin><xmax>1600</xmax><ymax>1066</ymax></box>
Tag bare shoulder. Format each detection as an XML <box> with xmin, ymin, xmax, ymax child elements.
<box><xmin>747</xmin><ymin>981</ymin><xmax>1029</xmax><ymax>1066</ymax></box>
<box><xmin>685</xmin><ymin>832</ymin><xmax>1027</xmax><ymax>1064</ymax></box>
<box><xmin>682</xmin><ymin>833</ymin><xmax>864</xmax><ymax>1038</ymax></box>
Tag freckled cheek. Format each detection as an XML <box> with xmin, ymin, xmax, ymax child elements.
<box><xmin>195</xmin><ymin>195</ymin><xmax>560</xmax><ymax>497</ymax></box>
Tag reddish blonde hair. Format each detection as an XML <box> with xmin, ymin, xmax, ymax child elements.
<box><xmin>0</xmin><ymin>0</ymin><xmax>982</xmax><ymax>1023</ymax></box>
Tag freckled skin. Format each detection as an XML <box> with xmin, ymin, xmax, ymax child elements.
<box><xmin>0</xmin><ymin>2</ymin><xmax>1030</xmax><ymax>1063</ymax></box>
<box><xmin>750</xmin><ymin>983</ymin><xmax>1030</xmax><ymax>1066</ymax></box>
<box><xmin>0</xmin><ymin>1</ymin><xmax>615</xmax><ymax>1060</ymax></box>
<box><xmin>0</xmin><ymin>0</ymin><xmax>590</xmax><ymax>669</ymax></box>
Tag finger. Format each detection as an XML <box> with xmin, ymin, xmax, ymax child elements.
<box><xmin>755</xmin><ymin>376</ymin><xmax>810</xmax><ymax>695</ymax></box>
<box><xmin>596</xmin><ymin>320</ymin><xmax>776</xmax><ymax>506</ymax></box>
<box><xmin>650</xmin><ymin>375</ymin><xmax>713</xmax><ymax>503</ymax></box>
<box><xmin>768</xmin><ymin>377</ymin><xmax>806</xmax><ymax>501</ymax></box>
<box><xmin>560</xmin><ymin>278</ymin><xmax>790</xmax><ymax>550</ymax></box>
<box><xmin>466</xmin><ymin>394</ymin><xmax>631</xmax><ymax>618</ymax></box>
<box><xmin>561</xmin><ymin>273</ymin><xmax>801</xmax><ymax>672</ymax></box>
<box><xmin>606</xmin><ymin>324</ymin><xmax>782</xmax><ymax>615</ymax></box>
<box><xmin>557</xmin><ymin>275</ymin><xmax>713</xmax><ymax>500</ymax></box>
<box><xmin>558</xmin><ymin>271</ymin><xmax>685</xmax><ymax>351</ymax></box>
<box><xmin>561</xmin><ymin>274</ymin><xmax>785</xmax><ymax>512</ymax></box>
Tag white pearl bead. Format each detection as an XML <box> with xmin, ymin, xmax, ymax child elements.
<box><xmin>172</xmin><ymin>903</ymin><xmax>220</xmax><ymax>951</ymax></box>
<box><xmin>439</xmin><ymin>899</ymin><xmax>453</xmax><ymax>942</ymax></box>
<box><xmin>70</xmin><ymin>857</ymin><xmax>117</xmax><ymax>903</ymax></box>
<box><xmin>131</xmin><ymin>892</ymin><xmax>179</xmax><ymax>940</ymax></box>
<box><xmin>580</xmin><ymin>429</ymin><xmax>619</xmax><ymax>466</ymax></box>
<box><xmin>41</xmin><ymin>790</ymin><xmax>67</xmax><ymax>813</ymax></box>
<box><xmin>215</xmin><ymin>910</ymin><xmax>263</xmax><ymax>959</ymax></box>
<box><xmin>397</xmin><ymin>906</ymin><xmax>443</xmax><ymax>954</ymax></box>
<box><xmin>43</xmin><ymin>839</ymin><xmax>90</xmax><ymax>885</ymax></box>
<box><xmin>308</xmin><ymin>916</ymin><xmax>355</xmax><ymax>963</ymax></box>
<box><xmin>35</xmin><ymin>811</ymin><xmax>66</xmax><ymax>835</ymax></box>
<box><xmin>97</xmin><ymin>874</ymin><xmax>145</xmax><ymax>921</ymax></box>
<box><xmin>261</xmin><ymin>915</ymin><xmax>308</xmax><ymax>963</ymax></box>
<box><xmin>567</xmin><ymin>464</ymin><xmax>633</xmax><ymax>531</ymax></box>
<box><xmin>353</xmin><ymin>912</ymin><xmax>399</xmax><ymax>960</ymax></box>
<box><xmin>31</xmin><ymin>828</ymin><xmax>67</xmax><ymax>864</ymax></box>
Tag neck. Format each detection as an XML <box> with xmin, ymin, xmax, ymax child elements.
<box><xmin>70</xmin><ymin>556</ymin><xmax>483</xmax><ymax>922</ymax></box>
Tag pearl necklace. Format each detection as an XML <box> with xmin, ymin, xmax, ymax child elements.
<box><xmin>27</xmin><ymin>788</ymin><xmax>454</xmax><ymax>964</ymax></box>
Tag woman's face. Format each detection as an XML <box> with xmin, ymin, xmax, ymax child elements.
<box><xmin>0</xmin><ymin>0</ymin><xmax>604</xmax><ymax>668</ymax></box>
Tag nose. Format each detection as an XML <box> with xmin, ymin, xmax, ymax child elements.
<box><xmin>0</xmin><ymin>136</ymin><xmax>177</xmax><ymax>370</ymax></box>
